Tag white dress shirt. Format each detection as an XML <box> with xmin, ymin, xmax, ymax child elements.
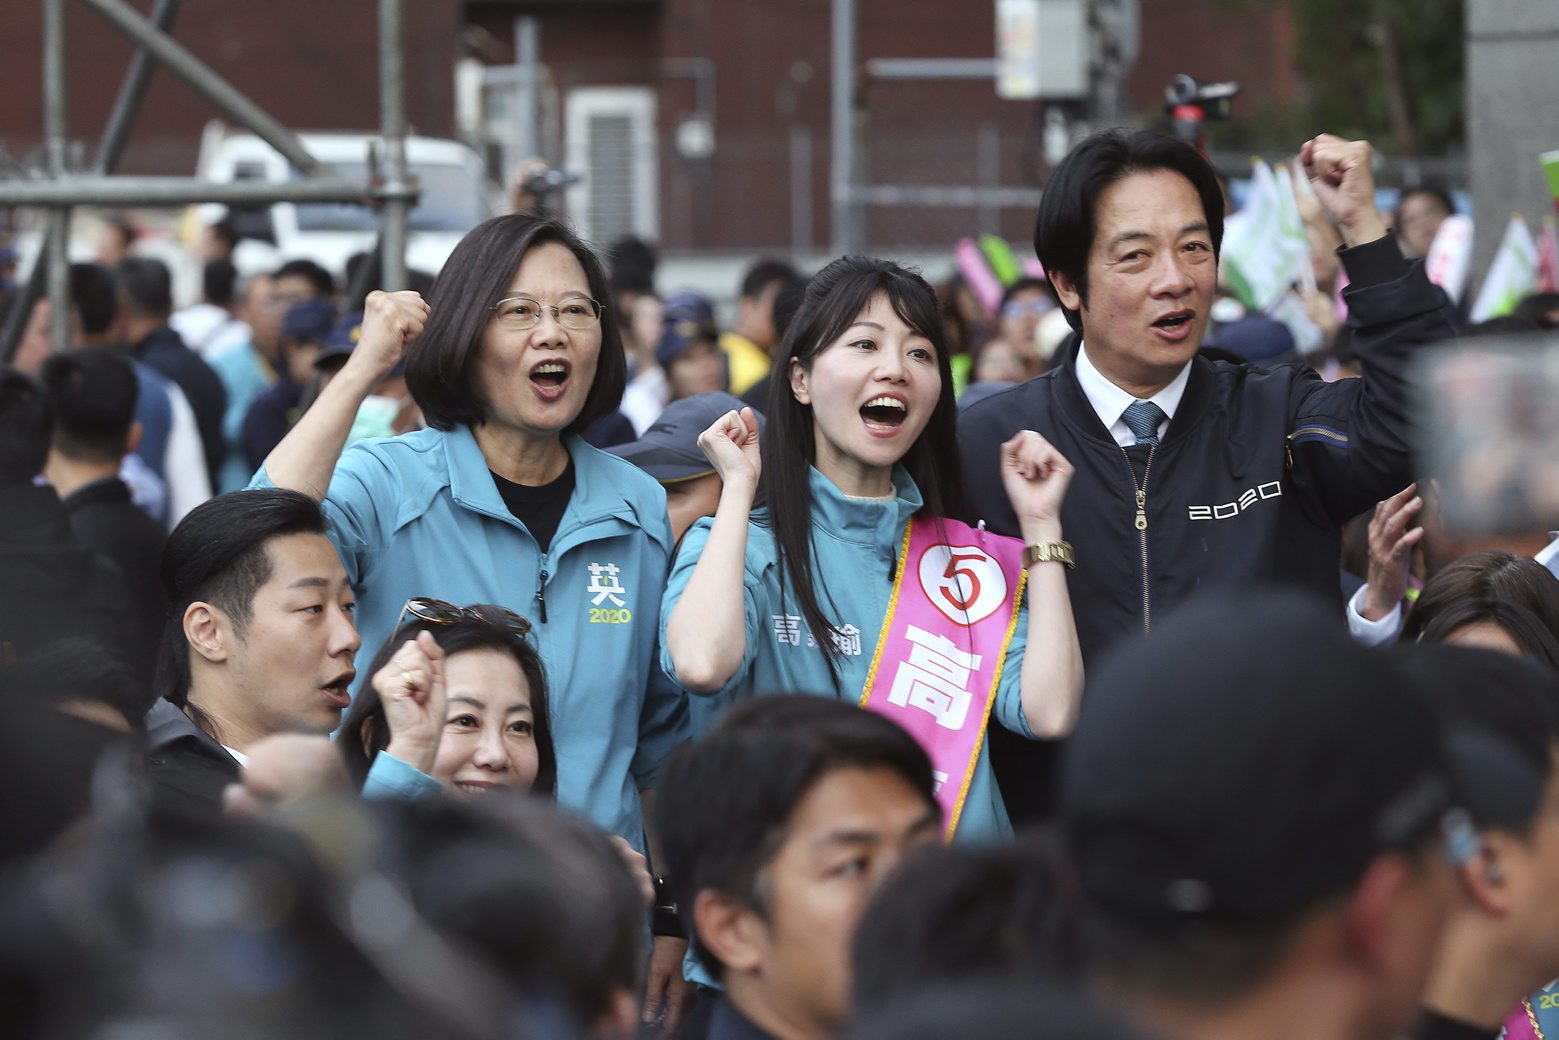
<box><xmin>1073</xmin><ymin>343</ymin><xmax>1192</xmax><ymax>447</ymax></box>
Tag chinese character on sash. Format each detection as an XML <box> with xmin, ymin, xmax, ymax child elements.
<box><xmin>587</xmin><ymin>562</ymin><xmax>628</xmax><ymax>607</ymax></box>
<box><xmin>830</xmin><ymin>624</ymin><xmax>863</xmax><ymax>657</ymax></box>
<box><xmin>887</xmin><ymin>625</ymin><xmax>982</xmax><ymax>730</ymax></box>
<box><xmin>772</xmin><ymin>614</ymin><xmax>802</xmax><ymax>646</ymax></box>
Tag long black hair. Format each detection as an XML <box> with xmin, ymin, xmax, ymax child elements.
<box><xmin>761</xmin><ymin>256</ymin><xmax>962</xmax><ymax>684</ymax></box>
<box><xmin>339</xmin><ymin>608</ymin><xmax>558</xmax><ymax>798</ymax></box>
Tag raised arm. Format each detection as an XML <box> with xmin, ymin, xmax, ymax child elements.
<box><xmin>262</xmin><ymin>290</ymin><xmax>428</xmax><ymax>500</ymax></box>
<box><xmin>1001</xmin><ymin>431</ymin><xmax>1084</xmax><ymax>738</ymax></box>
<box><xmin>664</xmin><ymin>407</ymin><xmax>761</xmax><ymax>693</ymax></box>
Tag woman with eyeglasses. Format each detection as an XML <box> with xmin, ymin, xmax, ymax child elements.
<box><xmin>253</xmin><ymin>215</ymin><xmax>681</xmax><ymax>855</ymax></box>
<box><xmin>338</xmin><ymin>598</ymin><xmax>559</xmax><ymax>799</ymax></box>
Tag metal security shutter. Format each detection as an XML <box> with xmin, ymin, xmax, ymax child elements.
<box><xmin>565</xmin><ymin>87</ymin><xmax>658</xmax><ymax>243</ymax></box>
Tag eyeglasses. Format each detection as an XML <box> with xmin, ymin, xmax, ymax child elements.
<box><xmin>489</xmin><ymin>296</ymin><xmax>602</xmax><ymax>332</ymax></box>
<box><xmin>398</xmin><ymin>597</ymin><xmax>533</xmax><ymax>638</ymax></box>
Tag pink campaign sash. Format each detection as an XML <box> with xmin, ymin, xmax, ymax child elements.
<box><xmin>859</xmin><ymin>515</ymin><xmax>1027</xmax><ymax>839</ymax></box>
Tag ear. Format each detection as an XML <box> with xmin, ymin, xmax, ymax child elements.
<box><xmin>126</xmin><ymin>420</ymin><xmax>143</xmax><ymax>456</ymax></box>
<box><xmin>1338</xmin><ymin>854</ymin><xmax>1414</xmax><ymax>970</ymax></box>
<box><xmin>693</xmin><ymin>889</ymin><xmax>767</xmax><ymax>977</ymax></box>
<box><xmin>183</xmin><ymin>601</ymin><xmax>232</xmax><ymax>665</ymax></box>
<box><xmin>1462</xmin><ymin>833</ymin><xmax>1516</xmax><ymax>917</ymax></box>
<box><xmin>1048</xmin><ymin>267</ymin><xmax>1083</xmax><ymax>314</ymax></box>
<box><xmin>788</xmin><ymin>357</ymin><xmax>811</xmax><ymax>406</ymax></box>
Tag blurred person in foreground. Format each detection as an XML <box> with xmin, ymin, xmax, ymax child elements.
<box><xmin>959</xmin><ymin>130</ymin><xmax>1454</xmax><ymax>822</ymax></box>
<box><xmin>1061</xmin><ymin>593</ymin><xmax>1473</xmax><ymax>1040</ymax></box>
<box><xmin>655</xmin><ymin>696</ymin><xmax>941</xmax><ymax>1040</ymax></box>
<box><xmin>1392</xmin><ymin>646</ymin><xmax>1559</xmax><ymax>1040</ymax></box>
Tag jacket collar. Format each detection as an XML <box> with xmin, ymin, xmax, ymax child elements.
<box><xmin>144</xmin><ymin>698</ymin><xmax>236</xmax><ymax>764</ymax></box>
<box><xmin>62</xmin><ymin>475</ymin><xmax>133</xmax><ymax>510</ymax></box>
<box><xmin>807</xmin><ymin>464</ymin><xmax>923</xmax><ymax>548</ymax></box>
<box><xmin>1055</xmin><ymin>351</ymin><xmax>1214</xmax><ymax>446</ymax></box>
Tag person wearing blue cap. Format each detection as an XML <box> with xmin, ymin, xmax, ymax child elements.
<box><xmin>240</xmin><ymin>298</ymin><xmax>336</xmax><ymax>472</ymax></box>
<box><xmin>313</xmin><ymin>311</ymin><xmax>421</xmax><ymax>448</ymax></box>
<box><xmin>657</xmin><ymin>291</ymin><xmax>729</xmax><ymax>404</ymax></box>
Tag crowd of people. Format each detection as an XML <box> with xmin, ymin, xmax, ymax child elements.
<box><xmin>3</xmin><ymin>125</ymin><xmax>1559</xmax><ymax>1040</ymax></box>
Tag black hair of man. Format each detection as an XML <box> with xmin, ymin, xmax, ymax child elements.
<box><xmin>740</xmin><ymin>258</ymin><xmax>801</xmax><ymax>301</ymax></box>
<box><xmin>39</xmin><ymin>347</ymin><xmax>138</xmax><ymax>464</ymax></box>
<box><xmin>116</xmin><ymin>257</ymin><xmax>174</xmax><ymax>318</ymax></box>
<box><xmin>1393</xmin><ymin>643</ymin><xmax>1559</xmax><ymax>835</ymax></box>
<box><xmin>841</xmin><ymin>979</ymin><xmax>1142</xmax><ymax>1040</ymax></box>
<box><xmin>998</xmin><ymin>276</ymin><xmax>1052</xmax><ymax>314</ymax></box>
<box><xmin>1034</xmin><ymin>129</ymin><xmax>1225</xmax><ymax>332</ymax></box>
<box><xmin>1397</xmin><ymin>185</ymin><xmax>1457</xmax><ymax>219</ymax></box>
<box><xmin>608</xmin><ymin>235</ymin><xmax>659</xmax><ymax>295</ymax></box>
<box><xmin>850</xmin><ymin>833</ymin><xmax>1081</xmax><ymax>1014</ymax></box>
<box><xmin>0</xmin><ymin>365</ymin><xmax>53</xmax><ymax>486</ymax></box>
<box><xmin>202</xmin><ymin>258</ymin><xmax>238</xmax><ymax>309</ymax></box>
<box><xmin>69</xmin><ymin>263</ymin><xmax>120</xmax><ymax>337</ymax></box>
<box><xmin>4</xmin><ymin>635</ymin><xmax>148</xmax><ymax>730</ymax></box>
<box><xmin>372</xmin><ymin>795</ymin><xmax>646</xmax><ymax>1034</ymax></box>
<box><xmin>153</xmin><ymin>489</ymin><xmax>327</xmax><ymax>709</ymax></box>
<box><xmin>653</xmin><ymin>694</ymin><xmax>938</xmax><ymax>979</ymax></box>
<box><xmin>208</xmin><ymin>215</ymin><xmax>239</xmax><ymax>253</ymax></box>
<box><xmin>273</xmin><ymin>258</ymin><xmax>336</xmax><ymax>298</ymax></box>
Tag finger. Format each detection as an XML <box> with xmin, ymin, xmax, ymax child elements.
<box><xmin>642</xmin><ymin>973</ymin><xmax>665</xmax><ymax>1024</ymax></box>
<box><xmin>1385</xmin><ymin>482</ymin><xmax>1418</xmax><ymax>508</ymax></box>
<box><xmin>1393</xmin><ymin>526</ymin><xmax>1425</xmax><ymax>553</ymax></box>
<box><xmin>739</xmin><ymin>406</ymin><xmax>759</xmax><ymax>437</ymax></box>
<box><xmin>416</xmin><ymin>629</ymin><xmax>444</xmax><ymax>662</ymax></box>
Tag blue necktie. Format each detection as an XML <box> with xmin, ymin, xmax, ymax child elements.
<box><xmin>1121</xmin><ymin>400</ymin><xmax>1167</xmax><ymax>448</ymax></box>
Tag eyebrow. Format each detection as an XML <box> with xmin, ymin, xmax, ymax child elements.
<box><xmin>812</xmin><ymin>807</ymin><xmax>942</xmax><ymax>850</ymax></box>
<box><xmin>1106</xmin><ymin>221</ymin><xmax>1211</xmax><ymax>252</ymax></box>
<box><xmin>286</xmin><ymin>576</ymin><xmax>334</xmax><ymax>590</ymax></box>
<box><xmin>846</xmin><ymin>321</ymin><xmax>887</xmax><ymax>333</ymax></box>
<box><xmin>448</xmin><ymin>696</ymin><xmax>486</xmax><ymax>710</ymax></box>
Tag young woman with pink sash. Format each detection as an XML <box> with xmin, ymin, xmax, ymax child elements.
<box><xmin>660</xmin><ymin>256</ymin><xmax>1083</xmax><ymax>841</ymax></box>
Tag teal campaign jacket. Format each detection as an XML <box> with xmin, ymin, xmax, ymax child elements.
<box><xmin>661</xmin><ymin>465</ymin><xmax>1036</xmax><ymax>843</ymax></box>
<box><xmin>253</xmin><ymin>424</ymin><xmax>685</xmax><ymax>848</ymax></box>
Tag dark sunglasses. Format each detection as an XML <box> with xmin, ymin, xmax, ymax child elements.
<box><xmin>398</xmin><ymin>597</ymin><xmax>533</xmax><ymax>638</ymax></box>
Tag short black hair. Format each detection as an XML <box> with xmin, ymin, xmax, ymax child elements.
<box><xmin>0</xmin><ymin>365</ymin><xmax>53</xmax><ymax>486</ymax></box>
<box><xmin>207</xmin><ymin>216</ymin><xmax>239</xmax><ymax>251</ymax></box>
<box><xmin>740</xmin><ymin>258</ymin><xmax>801</xmax><ymax>300</ymax></box>
<box><xmin>851</xmin><ymin>834</ymin><xmax>1081</xmax><ymax>1014</ymax></box>
<box><xmin>154</xmin><ymin>489</ymin><xmax>328</xmax><ymax>708</ymax></box>
<box><xmin>608</xmin><ymin>235</ymin><xmax>658</xmax><ymax>295</ymax></box>
<box><xmin>998</xmin><ymin>276</ymin><xmax>1051</xmax><ymax>314</ymax></box>
<box><xmin>203</xmin><ymin>258</ymin><xmax>238</xmax><ymax>308</ymax></box>
<box><xmin>405</xmin><ymin>214</ymin><xmax>627</xmax><ymax>438</ymax></box>
<box><xmin>771</xmin><ymin>272</ymin><xmax>809</xmax><ymax>345</ymax></box>
<box><xmin>1035</xmin><ymin>129</ymin><xmax>1225</xmax><ymax>332</ymax></box>
<box><xmin>273</xmin><ymin>258</ymin><xmax>336</xmax><ymax>298</ymax></box>
<box><xmin>340</xmin><ymin>607</ymin><xmax>558</xmax><ymax>799</ymax></box>
<box><xmin>117</xmin><ymin>257</ymin><xmax>174</xmax><ymax>318</ymax></box>
<box><xmin>69</xmin><ymin>262</ymin><xmax>120</xmax><ymax>336</ymax></box>
<box><xmin>39</xmin><ymin>347</ymin><xmax>139</xmax><ymax>463</ymax></box>
<box><xmin>5</xmin><ymin>635</ymin><xmax>149</xmax><ymax>729</ymax></box>
<box><xmin>1397</xmin><ymin>185</ymin><xmax>1456</xmax><ymax>217</ymax></box>
<box><xmin>653</xmin><ymin>695</ymin><xmax>937</xmax><ymax>979</ymax></box>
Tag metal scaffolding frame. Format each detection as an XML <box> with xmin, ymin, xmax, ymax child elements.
<box><xmin>0</xmin><ymin>0</ymin><xmax>418</xmax><ymax>363</ymax></box>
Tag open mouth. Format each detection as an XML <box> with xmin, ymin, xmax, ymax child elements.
<box><xmin>322</xmin><ymin>672</ymin><xmax>355</xmax><ymax>708</ymax></box>
<box><xmin>1152</xmin><ymin>311</ymin><xmax>1195</xmax><ymax>331</ymax></box>
<box><xmin>860</xmin><ymin>395</ymin><xmax>908</xmax><ymax>432</ymax></box>
<box><xmin>529</xmin><ymin>359</ymin><xmax>571</xmax><ymax>400</ymax></box>
<box><xmin>454</xmin><ymin>780</ymin><xmax>509</xmax><ymax>794</ymax></box>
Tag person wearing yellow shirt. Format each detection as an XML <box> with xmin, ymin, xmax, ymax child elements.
<box><xmin>719</xmin><ymin>259</ymin><xmax>799</xmax><ymax>396</ymax></box>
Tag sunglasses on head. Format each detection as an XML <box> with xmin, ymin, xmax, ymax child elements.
<box><xmin>397</xmin><ymin>597</ymin><xmax>533</xmax><ymax>638</ymax></box>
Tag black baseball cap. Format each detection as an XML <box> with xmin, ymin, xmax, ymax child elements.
<box><xmin>1060</xmin><ymin>592</ymin><xmax>1473</xmax><ymax>934</ymax></box>
<box><xmin>608</xmin><ymin>392</ymin><xmax>762</xmax><ymax>483</ymax></box>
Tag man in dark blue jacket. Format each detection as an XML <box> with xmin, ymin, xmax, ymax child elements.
<box><xmin>959</xmin><ymin>132</ymin><xmax>1453</xmax><ymax>819</ymax></box>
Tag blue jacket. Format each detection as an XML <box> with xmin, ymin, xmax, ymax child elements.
<box><xmin>660</xmin><ymin>465</ymin><xmax>1035</xmax><ymax>842</ymax></box>
<box><xmin>252</xmin><ymin>425</ymin><xmax>686</xmax><ymax>847</ymax></box>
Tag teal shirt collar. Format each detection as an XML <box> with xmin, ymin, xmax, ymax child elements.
<box><xmin>807</xmin><ymin>464</ymin><xmax>923</xmax><ymax>549</ymax></box>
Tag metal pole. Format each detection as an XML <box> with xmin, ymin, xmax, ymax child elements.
<box><xmin>45</xmin><ymin>0</ymin><xmax>70</xmax><ymax>357</ymax></box>
<box><xmin>0</xmin><ymin>0</ymin><xmax>181</xmax><ymax>364</ymax></box>
<box><xmin>379</xmin><ymin>0</ymin><xmax>409</xmax><ymax>292</ymax></box>
<box><xmin>790</xmin><ymin>124</ymin><xmax>813</xmax><ymax>254</ymax></box>
<box><xmin>0</xmin><ymin>177</ymin><xmax>385</xmax><ymax>207</ymax></box>
<box><xmin>78</xmin><ymin>0</ymin><xmax>321</xmax><ymax>175</ymax></box>
<box><xmin>830</xmin><ymin>0</ymin><xmax>862</xmax><ymax>254</ymax></box>
<box><xmin>514</xmin><ymin>15</ymin><xmax>540</xmax><ymax>163</ymax></box>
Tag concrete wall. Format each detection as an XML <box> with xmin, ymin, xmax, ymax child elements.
<box><xmin>1466</xmin><ymin>0</ymin><xmax>1559</xmax><ymax>290</ymax></box>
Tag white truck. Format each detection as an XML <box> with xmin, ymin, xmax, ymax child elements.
<box><xmin>192</xmin><ymin>125</ymin><xmax>497</xmax><ymax>280</ymax></box>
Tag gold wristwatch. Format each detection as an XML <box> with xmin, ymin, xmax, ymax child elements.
<box><xmin>1022</xmin><ymin>541</ymin><xmax>1075</xmax><ymax>570</ymax></box>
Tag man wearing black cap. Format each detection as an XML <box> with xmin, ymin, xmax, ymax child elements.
<box><xmin>1396</xmin><ymin>646</ymin><xmax>1559</xmax><ymax>1040</ymax></box>
<box><xmin>610</xmin><ymin>391</ymin><xmax>762</xmax><ymax>546</ymax></box>
<box><xmin>1061</xmin><ymin>592</ymin><xmax>1470</xmax><ymax>1040</ymax></box>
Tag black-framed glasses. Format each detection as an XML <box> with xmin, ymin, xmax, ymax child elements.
<box><xmin>398</xmin><ymin>597</ymin><xmax>533</xmax><ymax>638</ymax></box>
<box><xmin>488</xmin><ymin>295</ymin><xmax>602</xmax><ymax>331</ymax></box>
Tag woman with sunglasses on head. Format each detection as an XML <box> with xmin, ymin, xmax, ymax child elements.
<box><xmin>340</xmin><ymin>599</ymin><xmax>559</xmax><ymax>800</ymax></box>
<box><xmin>252</xmin><ymin>215</ymin><xmax>683</xmax><ymax>855</ymax></box>
<box><xmin>662</xmin><ymin>256</ymin><xmax>1084</xmax><ymax>842</ymax></box>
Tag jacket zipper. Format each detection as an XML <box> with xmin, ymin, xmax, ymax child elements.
<box><xmin>1123</xmin><ymin>447</ymin><xmax>1156</xmax><ymax>634</ymax></box>
<box><xmin>535</xmin><ymin>567</ymin><xmax>549</xmax><ymax>624</ymax></box>
<box><xmin>1285</xmin><ymin>427</ymin><xmax>1349</xmax><ymax>469</ymax></box>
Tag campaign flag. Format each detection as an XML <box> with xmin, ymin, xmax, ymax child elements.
<box><xmin>1469</xmin><ymin>216</ymin><xmax>1539</xmax><ymax>323</ymax></box>
<box><xmin>1537</xmin><ymin>219</ymin><xmax>1559</xmax><ymax>294</ymax></box>
<box><xmin>1424</xmin><ymin>214</ymin><xmax>1475</xmax><ymax>305</ymax></box>
<box><xmin>1222</xmin><ymin>159</ymin><xmax>1311</xmax><ymax>313</ymax></box>
<box><xmin>1542</xmin><ymin>151</ymin><xmax>1559</xmax><ymax>216</ymax></box>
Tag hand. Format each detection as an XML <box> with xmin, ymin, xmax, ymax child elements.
<box><xmin>1362</xmin><ymin>483</ymin><xmax>1423</xmax><ymax>622</ymax></box>
<box><xmin>223</xmin><ymin>734</ymin><xmax>351</xmax><ymax>816</ymax></box>
<box><xmin>1299</xmin><ymin>135</ymin><xmax>1387</xmax><ymax>247</ymax></box>
<box><xmin>354</xmin><ymin>289</ymin><xmax>429</xmax><ymax>381</ymax></box>
<box><xmin>1000</xmin><ymin>430</ymin><xmax>1074</xmax><ymax>539</ymax></box>
<box><xmin>643</xmin><ymin>935</ymin><xmax>695</xmax><ymax>1034</ymax></box>
<box><xmin>696</xmin><ymin>407</ymin><xmax>762</xmax><ymax>490</ymax></box>
<box><xmin>1299</xmin><ymin>286</ymin><xmax>1340</xmax><ymax>339</ymax></box>
<box><xmin>375</xmin><ymin>630</ymin><xmax>448</xmax><ymax>774</ymax></box>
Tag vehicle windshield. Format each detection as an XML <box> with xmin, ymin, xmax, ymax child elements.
<box><xmin>295</xmin><ymin>161</ymin><xmax>488</xmax><ymax>232</ymax></box>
